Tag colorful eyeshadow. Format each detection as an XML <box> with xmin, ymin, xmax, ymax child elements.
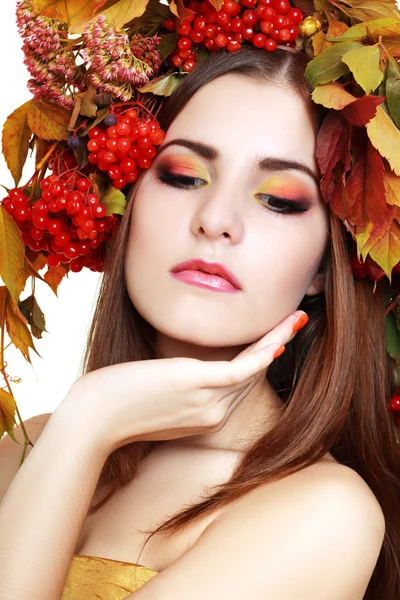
<box><xmin>160</xmin><ymin>154</ymin><xmax>210</xmax><ymax>183</ymax></box>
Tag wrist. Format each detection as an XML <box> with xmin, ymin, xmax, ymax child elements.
<box><xmin>53</xmin><ymin>383</ymin><xmax>113</xmax><ymax>459</ymax></box>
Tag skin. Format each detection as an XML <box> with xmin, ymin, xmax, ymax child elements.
<box><xmin>124</xmin><ymin>73</ymin><xmax>330</xmax><ymax>454</ymax></box>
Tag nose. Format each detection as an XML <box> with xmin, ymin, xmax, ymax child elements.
<box><xmin>189</xmin><ymin>185</ymin><xmax>244</xmax><ymax>243</ymax></box>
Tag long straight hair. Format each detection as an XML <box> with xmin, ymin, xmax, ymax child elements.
<box><xmin>80</xmin><ymin>46</ymin><xmax>400</xmax><ymax>599</ymax></box>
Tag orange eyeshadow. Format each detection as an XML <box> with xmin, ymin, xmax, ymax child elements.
<box><xmin>161</xmin><ymin>154</ymin><xmax>210</xmax><ymax>182</ymax></box>
<box><xmin>255</xmin><ymin>174</ymin><xmax>310</xmax><ymax>199</ymax></box>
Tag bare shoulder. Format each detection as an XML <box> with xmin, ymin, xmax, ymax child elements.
<box><xmin>227</xmin><ymin>458</ymin><xmax>385</xmax><ymax>534</ymax></box>
<box><xmin>0</xmin><ymin>413</ymin><xmax>53</xmax><ymax>503</ymax></box>
<box><xmin>131</xmin><ymin>458</ymin><xmax>386</xmax><ymax>599</ymax></box>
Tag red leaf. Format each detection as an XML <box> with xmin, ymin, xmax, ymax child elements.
<box><xmin>316</xmin><ymin>111</ymin><xmax>352</xmax><ymax>207</ymax></box>
<box><xmin>346</xmin><ymin>139</ymin><xmax>387</xmax><ymax>226</ymax></box>
<box><xmin>341</xmin><ymin>94</ymin><xmax>385</xmax><ymax>127</ymax></box>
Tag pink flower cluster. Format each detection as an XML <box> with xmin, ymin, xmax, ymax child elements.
<box><xmin>81</xmin><ymin>15</ymin><xmax>160</xmax><ymax>101</ymax></box>
<box><xmin>16</xmin><ymin>0</ymin><xmax>77</xmax><ymax>109</ymax></box>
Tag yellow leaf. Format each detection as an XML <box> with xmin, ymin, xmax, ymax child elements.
<box><xmin>31</xmin><ymin>0</ymin><xmax>108</xmax><ymax>25</ymax></box>
<box><xmin>384</xmin><ymin>170</ymin><xmax>400</xmax><ymax>207</ymax></box>
<box><xmin>328</xmin><ymin>0</ymin><xmax>400</xmax><ymax>22</ymax></box>
<box><xmin>70</xmin><ymin>0</ymin><xmax>149</xmax><ymax>33</ymax></box>
<box><xmin>0</xmin><ymin>388</ymin><xmax>17</xmax><ymax>442</ymax></box>
<box><xmin>27</xmin><ymin>99</ymin><xmax>70</xmax><ymax>141</ymax></box>
<box><xmin>311</xmin><ymin>82</ymin><xmax>357</xmax><ymax>109</ymax></box>
<box><xmin>0</xmin><ymin>206</ymin><xmax>29</xmax><ymax>306</ymax></box>
<box><xmin>342</xmin><ymin>44</ymin><xmax>383</xmax><ymax>94</ymax></box>
<box><xmin>354</xmin><ymin>203</ymin><xmax>396</xmax><ymax>259</ymax></box>
<box><xmin>5</xmin><ymin>296</ymin><xmax>38</xmax><ymax>363</ymax></box>
<box><xmin>368</xmin><ymin>220</ymin><xmax>400</xmax><ymax>282</ymax></box>
<box><xmin>1</xmin><ymin>101</ymin><xmax>32</xmax><ymax>186</ymax></box>
<box><xmin>366</xmin><ymin>105</ymin><xmax>400</xmax><ymax>176</ymax></box>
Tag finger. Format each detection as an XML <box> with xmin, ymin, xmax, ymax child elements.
<box><xmin>234</xmin><ymin>310</ymin><xmax>309</xmax><ymax>360</ymax></box>
<box><xmin>216</xmin><ymin>375</ymin><xmax>262</xmax><ymax>430</ymax></box>
<box><xmin>211</xmin><ymin>343</ymin><xmax>285</xmax><ymax>387</ymax></box>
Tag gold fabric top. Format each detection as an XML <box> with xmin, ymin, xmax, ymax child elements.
<box><xmin>61</xmin><ymin>554</ymin><xmax>158</xmax><ymax>600</ymax></box>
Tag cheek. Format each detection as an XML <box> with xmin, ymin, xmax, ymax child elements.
<box><xmin>245</xmin><ymin>216</ymin><xmax>327</xmax><ymax>313</ymax></box>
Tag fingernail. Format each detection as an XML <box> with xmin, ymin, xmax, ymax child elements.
<box><xmin>292</xmin><ymin>313</ymin><xmax>309</xmax><ymax>333</ymax></box>
<box><xmin>273</xmin><ymin>345</ymin><xmax>286</xmax><ymax>359</ymax></box>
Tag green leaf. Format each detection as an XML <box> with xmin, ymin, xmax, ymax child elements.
<box><xmin>342</xmin><ymin>44</ymin><xmax>383</xmax><ymax>95</ymax></box>
<box><xmin>18</xmin><ymin>294</ymin><xmax>47</xmax><ymax>340</ymax></box>
<box><xmin>158</xmin><ymin>33</ymin><xmax>178</xmax><ymax>61</ymax></box>
<box><xmin>101</xmin><ymin>185</ymin><xmax>126</xmax><ymax>216</ymax></box>
<box><xmin>138</xmin><ymin>72</ymin><xmax>186</xmax><ymax>96</ymax></box>
<box><xmin>325</xmin><ymin>17</ymin><xmax>399</xmax><ymax>41</ymax></box>
<box><xmin>386</xmin><ymin>310</ymin><xmax>400</xmax><ymax>363</ymax></box>
<box><xmin>0</xmin><ymin>206</ymin><xmax>29</xmax><ymax>306</ymax></box>
<box><xmin>305</xmin><ymin>41</ymin><xmax>362</xmax><ymax>89</ymax></box>
<box><xmin>386</xmin><ymin>55</ymin><xmax>400</xmax><ymax>129</ymax></box>
<box><xmin>1</xmin><ymin>101</ymin><xmax>32</xmax><ymax>187</ymax></box>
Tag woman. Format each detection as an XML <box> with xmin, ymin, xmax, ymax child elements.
<box><xmin>0</xmin><ymin>46</ymin><xmax>399</xmax><ymax>600</ymax></box>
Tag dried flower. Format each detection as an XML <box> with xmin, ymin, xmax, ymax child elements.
<box><xmin>81</xmin><ymin>15</ymin><xmax>155</xmax><ymax>101</ymax></box>
<box><xmin>16</xmin><ymin>0</ymin><xmax>77</xmax><ymax>106</ymax></box>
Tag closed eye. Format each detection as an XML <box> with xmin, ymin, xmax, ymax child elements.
<box><xmin>255</xmin><ymin>194</ymin><xmax>309</xmax><ymax>216</ymax></box>
<box><xmin>156</xmin><ymin>171</ymin><xmax>309</xmax><ymax>216</ymax></box>
<box><xmin>156</xmin><ymin>172</ymin><xmax>207</xmax><ymax>189</ymax></box>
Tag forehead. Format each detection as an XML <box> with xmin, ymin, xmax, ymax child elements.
<box><xmin>165</xmin><ymin>73</ymin><xmax>318</xmax><ymax>174</ymax></box>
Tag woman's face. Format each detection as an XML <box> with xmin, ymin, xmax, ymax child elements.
<box><xmin>125</xmin><ymin>73</ymin><xmax>329</xmax><ymax>355</ymax></box>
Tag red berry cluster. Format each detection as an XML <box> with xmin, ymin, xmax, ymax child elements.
<box><xmin>2</xmin><ymin>176</ymin><xmax>118</xmax><ymax>273</ymax></box>
<box><xmin>388</xmin><ymin>392</ymin><xmax>400</xmax><ymax>428</ymax></box>
<box><xmin>164</xmin><ymin>0</ymin><xmax>303</xmax><ymax>71</ymax></box>
<box><xmin>87</xmin><ymin>108</ymin><xmax>166</xmax><ymax>188</ymax></box>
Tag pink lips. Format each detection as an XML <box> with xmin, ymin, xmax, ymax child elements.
<box><xmin>170</xmin><ymin>258</ymin><xmax>242</xmax><ymax>293</ymax></box>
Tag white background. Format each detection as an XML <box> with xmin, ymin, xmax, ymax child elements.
<box><xmin>1</xmin><ymin>3</ymin><xmax>101</xmax><ymax>421</ymax></box>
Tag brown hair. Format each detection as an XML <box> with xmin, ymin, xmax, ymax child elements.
<box><xmin>80</xmin><ymin>46</ymin><xmax>400</xmax><ymax>599</ymax></box>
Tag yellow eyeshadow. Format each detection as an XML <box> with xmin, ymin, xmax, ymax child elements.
<box><xmin>163</xmin><ymin>154</ymin><xmax>210</xmax><ymax>182</ymax></box>
<box><xmin>255</xmin><ymin>175</ymin><xmax>309</xmax><ymax>199</ymax></box>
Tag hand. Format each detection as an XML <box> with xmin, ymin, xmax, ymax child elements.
<box><xmin>66</xmin><ymin>310</ymin><xmax>308</xmax><ymax>454</ymax></box>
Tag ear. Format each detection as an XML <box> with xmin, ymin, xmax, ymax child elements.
<box><xmin>304</xmin><ymin>271</ymin><xmax>325</xmax><ymax>296</ymax></box>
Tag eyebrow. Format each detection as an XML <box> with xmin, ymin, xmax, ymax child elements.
<box><xmin>156</xmin><ymin>138</ymin><xmax>320</xmax><ymax>187</ymax></box>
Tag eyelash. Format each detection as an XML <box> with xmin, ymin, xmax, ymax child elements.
<box><xmin>156</xmin><ymin>171</ymin><xmax>309</xmax><ymax>216</ymax></box>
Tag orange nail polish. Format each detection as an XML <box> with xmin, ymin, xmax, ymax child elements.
<box><xmin>292</xmin><ymin>313</ymin><xmax>309</xmax><ymax>333</ymax></box>
<box><xmin>273</xmin><ymin>345</ymin><xmax>286</xmax><ymax>359</ymax></box>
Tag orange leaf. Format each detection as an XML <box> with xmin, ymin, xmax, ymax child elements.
<box><xmin>27</xmin><ymin>99</ymin><xmax>70</xmax><ymax>141</ymax></box>
<box><xmin>1</xmin><ymin>100</ymin><xmax>32</xmax><ymax>187</ymax></box>
<box><xmin>311</xmin><ymin>82</ymin><xmax>357</xmax><ymax>110</ymax></box>
<box><xmin>0</xmin><ymin>206</ymin><xmax>29</xmax><ymax>306</ymax></box>
<box><xmin>312</xmin><ymin>31</ymin><xmax>331</xmax><ymax>57</ymax></box>
<box><xmin>31</xmin><ymin>0</ymin><xmax>109</xmax><ymax>25</ymax></box>
<box><xmin>0</xmin><ymin>388</ymin><xmax>17</xmax><ymax>442</ymax></box>
<box><xmin>168</xmin><ymin>0</ymin><xmax>196</xmax><ymax>21</ymax></box>
<box><xmin>326</xmin><ymin>11</ymin><xmax>350</xmax><ymax>38</ymax></box>
<box><xmin>5</xmin><ymin>295</ymin><xmax>38</xmax><ymax>363</ymax></box>
<box><xmin>43</xmin><ymin>264</ymin><xmax>68</xmax><ymax>295</ymax></box>
<box><xmin>366</xmin><ymin>104</ymin><xmax>400</xmax><ymax>176</ymax></box>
